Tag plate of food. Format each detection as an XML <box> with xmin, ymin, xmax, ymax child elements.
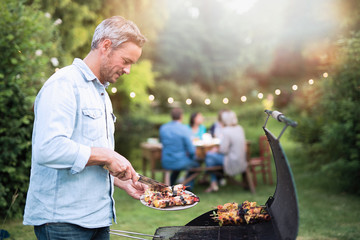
<box><xmin>140</xmin><ymin>184</ymin><xmax>200</xmax><ymax>211</ymax></box>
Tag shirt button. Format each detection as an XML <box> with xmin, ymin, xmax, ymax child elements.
<box><xmin>101</xmin><ymin>92</ymin><xmax>104</xmax><ymax>96</ymax></box>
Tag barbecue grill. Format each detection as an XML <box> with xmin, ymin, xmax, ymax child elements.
<box><xmin>152</xmin><ymin>110</ymin><xmax>299</xmax><ymax>240</ymax></box>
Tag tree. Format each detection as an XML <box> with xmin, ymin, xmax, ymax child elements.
<box><xmin>291</xmin><ymin>32</ymin><xmax>360</xmax><ymax>194</ymax></box>
<box><xmin>34</xmin><ymin>0</ymin><xmax>102</xmax><ymax>65</ymax></box>
<box><xmin>0</xmin><ymin>0</ymin><xmax>60</xmax><ymax>218</ymax></box>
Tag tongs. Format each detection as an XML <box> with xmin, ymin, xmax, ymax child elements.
<box><xmin>137</xmin><ymin>173</ymin><xmax>169</xmax><ymax>191</ymax></box>
<box><xmin>103</xmin><ymin>166</ymin><xmax>169</xmax><ymax>191</ymax></box>
<box><xmin>109</xmin><ymin>229</ymin><xmax>163</xmax><ymax>239</ymax></box>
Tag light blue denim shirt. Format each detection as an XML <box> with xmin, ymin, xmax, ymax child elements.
<box><xmin>23</xmin><ymin>58</ymin><xmax>117</xmax><ymax>228</ymax></box>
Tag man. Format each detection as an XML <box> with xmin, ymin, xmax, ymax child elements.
<box><xmin>159</xmin><ymin>108</ymin><xmax>199</xmax><ymax>189</ymax></box>
<box><xmin>23</xmin><ymin>16</ymin><xmax>147</xmax><ymax>239</ymax></box>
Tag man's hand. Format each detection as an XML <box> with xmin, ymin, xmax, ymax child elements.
<box><xmin>114</xmin><ymin>178</ymin><xmax>148</xmax><ymax>199</ymax></box>
<box><xmin>88</xmin><ymin>147</ymin><xmax>138</xmax><ymax>182</ymax></box>
<box><xmin>105</xmin><ymin>151</ymin><xmax>137</xmax><ymax>181</ymax></box>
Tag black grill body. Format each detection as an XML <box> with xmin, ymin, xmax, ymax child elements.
<box><xmin>154</xmin><ymin>113</ymin><xmax>299</xmax><ymax>240</ymax></box>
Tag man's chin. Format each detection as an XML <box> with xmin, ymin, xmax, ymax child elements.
<box><xmin>104</xmin><ymin>78</ymin><xmax>117</xmax><ymax>84</ymax></box>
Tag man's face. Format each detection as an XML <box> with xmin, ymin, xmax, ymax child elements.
<box><xmin>99</xmin><ymin>41</ymin><xmax>142</xmax><ymax>84</ymax></box>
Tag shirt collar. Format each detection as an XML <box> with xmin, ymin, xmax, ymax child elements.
<box><xmin>72</xmin><ymin>58</ymin><xmax>110</xmax><ymax>88</ymax></box>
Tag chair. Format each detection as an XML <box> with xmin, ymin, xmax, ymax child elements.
<box><xmin>248</xmin><ymin>135</ymin><xmax>273</xmax><ymax>187</ymax></box>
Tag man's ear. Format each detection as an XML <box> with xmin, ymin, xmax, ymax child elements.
<box><xmin>100</xmin><ymin>39</ymin><xmax>112</xmax><ymax>54</ymax></box>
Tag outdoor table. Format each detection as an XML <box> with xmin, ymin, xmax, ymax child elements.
<box><xmin>140</xmin><ymin>142</ymin><xmax>162</xmax><ymax>179</ymax></box>
<box><xmin>140</xmin><ymin>139</ymin><xmax>220</xmax><ymax>177</ymax></box>
<box><xmin>193</xmin><ymin>138</ymin><xmax>220</xmax><ymax>160</ymax></box>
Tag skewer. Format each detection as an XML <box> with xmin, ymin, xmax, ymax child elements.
<box><xmin>109</xmin><ymin>229</ymin><xmax>163</xmax><ymax>239</ymax></box>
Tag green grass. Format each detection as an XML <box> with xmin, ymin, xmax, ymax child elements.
<box><xmin>3</xmin><ymin>116</ymin><xmax>360</xmax><ymax>239</ymax></box>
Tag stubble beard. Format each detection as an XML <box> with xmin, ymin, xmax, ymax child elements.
<box><xmin>99</xmin><ymin>58</ymin><xmax>113</xmax><ymax>84</ymax></box>
<box><xmin>99</xmin><ymin>52</ymin><xmax>122</xmax><ymax>84</ymax></box>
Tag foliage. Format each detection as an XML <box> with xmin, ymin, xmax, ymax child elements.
<box><xmin>0</xmin><ymin>0</ymin><xmax>59</xmax><ymax>218</ymax></box>
<box><xmin>113</xmin><ymin>114</ymin><xmax>159</xmax><ymax>171</ymax></box>
<box><xmin>291</xmin><ymin>32</ymin><xmax>360</xmax><ymax>194</ymax></box>
<box><xmin>101</xmin><ymin>0</ymin><xmax>167</xmax><ymax>59</ymax></box>
<box><xmin>109</xmin><ymin>60</ymin><xmax>156</xmax><ymax>114</ymax></box>
<box><xmin>153</xmin><ymin>0</ymin><xmax>248</xmax><ymax>90</ymax></box>
<box><xmin>34</xmin><ymin>0</ymin><xmax>101</xmax><ymax>65</ymax></box>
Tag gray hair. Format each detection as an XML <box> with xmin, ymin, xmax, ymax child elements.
<box><xmin>91</xmin><ymin>16</ymin><xmax>147</xmax><ymax>50</ymax></box>
<box><xmin>221</xmin><ymin>110</ymin><xmax>238</xmax><ymax>127</ymax></box>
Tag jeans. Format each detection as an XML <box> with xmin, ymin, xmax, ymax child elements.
<box><xmin>205</xmin><ymin>152</ymin><xmax>224</xmax><ymax>182</ymax></box>
<box><xmin>34</xmin><ymin>223</ymin><xmax>109</xmax><ymax>240</ymax></box>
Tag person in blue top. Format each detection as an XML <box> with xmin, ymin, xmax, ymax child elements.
<box><xmin>159</xmin><ymin>108</ymin><xmax>200</xmax><ymax>189</ymax></box>
<box><xmin>188</xmin><ymin>112</ymin><xmax>207</xmax><ymax>140</ymax></box>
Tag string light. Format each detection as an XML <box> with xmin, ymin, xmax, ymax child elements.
<box><xmin>129</xmin><ymin>74</ymin><xmax>327</xmax><ymax>104</ymax></box>
<box><xmin>111</xmin><ymin>87</ymin><xmax>117</xmax><ymax>93</ymax></box>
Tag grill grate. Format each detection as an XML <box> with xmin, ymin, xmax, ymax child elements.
<box><xmin>154</xmin><ymin>224</ymin><xmax>278</xmax><ymax>240</ymax></box>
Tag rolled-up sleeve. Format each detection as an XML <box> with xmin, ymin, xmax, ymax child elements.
<box><xmin>33</xmin><ymin>76</ymin><xmax>90</xmax><ymax>172</ymax></box>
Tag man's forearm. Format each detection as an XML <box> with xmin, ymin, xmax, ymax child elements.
<box><xmin>86</xmin><ymin>147</ymin><xmax>111</xmax><ymax>166</ymax></box>
<box><xmin>87</xmin><ymin>147</ymin><xmax>138</xmax><ymax>182</ymax></box>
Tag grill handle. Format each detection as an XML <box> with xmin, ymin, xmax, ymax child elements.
<box><xmin>265</xmin><ymin>110</ymin><xmax>298</xmax><ymax>127</ymax></box>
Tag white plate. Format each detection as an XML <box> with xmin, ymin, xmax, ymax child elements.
<box><xmin>140</xmin><ymin>190</ymin><xmax>199</xmax><ymax>211</ymax></box>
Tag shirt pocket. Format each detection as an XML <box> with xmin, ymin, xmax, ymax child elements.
<box><xmin>82</xmin><ymin>108</ymin><xmax>104</xmax><ymax>140</ymax></box>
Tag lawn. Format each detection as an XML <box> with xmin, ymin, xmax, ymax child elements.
<box><xmin>3</xmin><ymin>115</ymin><xmax>360</xmax><ymax>239</ymax></box>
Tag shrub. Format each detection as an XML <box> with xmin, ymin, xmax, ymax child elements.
<box><xmin>113</xmin><ymin>114</ymin><xmax>159</xmax><ymax>171</ymax></box>
<box><xmin>290</xmin><ymin>32</ymin><xmax>360</xmax><ymax>194</ymax></box>
<box><xmin>0</xmin><ymin>0</ymin><xmax>59</xmax><ymax>218</ymax></box>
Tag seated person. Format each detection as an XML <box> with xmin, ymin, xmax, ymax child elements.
<box><xmin>209</xmin><ymin>109</ymin><xmax>227</xmax><ymax>138</ymax></box>
<box><xmin>188</xmin><ymin>112</ymin><xmax>207</xmax><ymax>140</ymax></box>
<box><xmin>160</xmin><ymin>108</ymin><xmax>200</xmax><ymax>190</ymax></box>
<box><xmin>204</xmin><ymin>110</ymin><xmax>247</xmax><ymax>193</ymax></box>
